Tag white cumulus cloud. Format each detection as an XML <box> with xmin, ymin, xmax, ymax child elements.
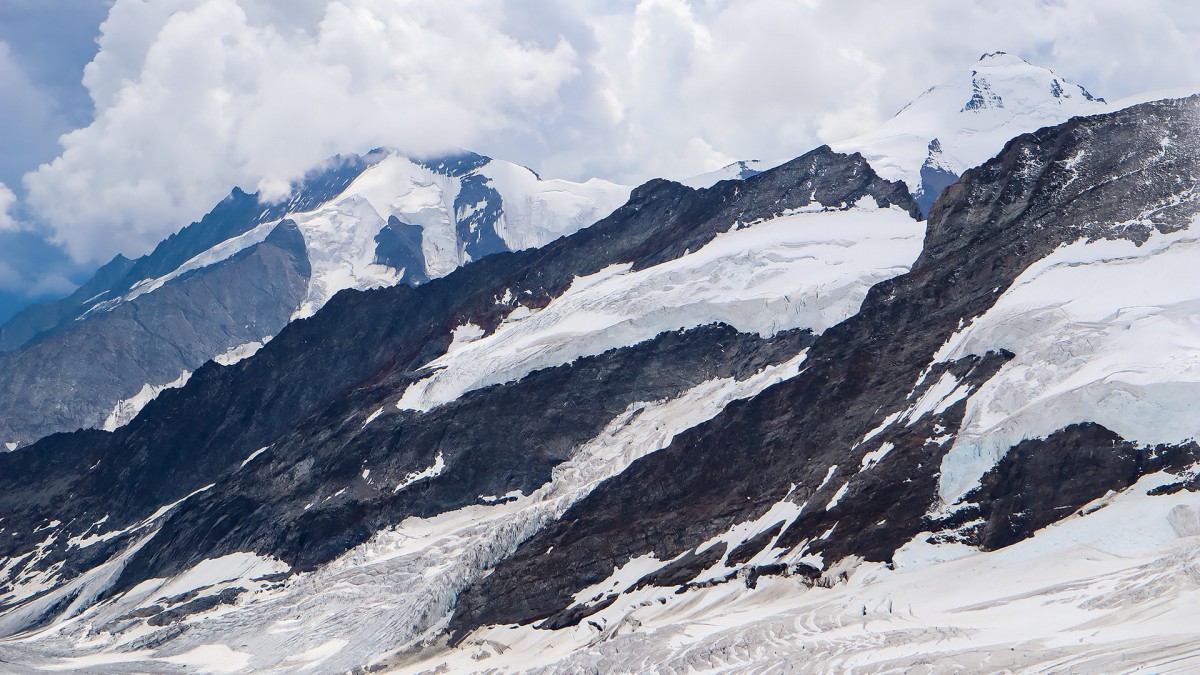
<box><xmin>0</xmin><ymin>183</ymin><xmax>17</xmax><ymax>231</ymax></box>
<box><xmin>21</xmin><ymin>0</ymin><xmax>1200</xmax><ymax>265</ymax></box>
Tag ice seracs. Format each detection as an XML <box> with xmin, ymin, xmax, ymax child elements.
<box><xmin>397</xmin><ymin>198</ymin><xmax>923</xmax><ymax>412</ymax></box>
<box><xmin>936</xmin><ymin>215</ymin><xmax>1200</xmax><ymax>504</ymax></box>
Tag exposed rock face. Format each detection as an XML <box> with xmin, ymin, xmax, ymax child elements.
<box><xmin>0</xmin><ymin>97</ymin><xmax>1196</xmax><ymax>672</ymax></box>
<box><xmin>449</xmin><ymin>96</ymin><xmax>1200</xmax><ymax>636</ymax></box>
<box><xmin>0</xmin><ymin>146</ymin><xmax>917</xmax><ymax>643</ymax></box>
<box><xmin>0</xmin><ymin>222</ymin><xmax>311</xmax><ymax>449</ymax></box>
<box><xmin>914</xmin><ymin>138</ymin><xmax>963</xmax><ymax>215</ymax></box>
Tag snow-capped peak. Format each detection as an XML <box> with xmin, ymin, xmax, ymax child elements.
<box><xmin>680</xmin><ymin>159</ymin><xmax>774</xmax><ymax>189</ymax></box>
<box><xmin>119</xmin><ymin>149</ymin><xmax>632</xmax><ymax>320</ymax></box>
<box><xmin>833</xmin><ymin>52</ymin><xmax>1108</xmax><ymax>213</ymax></box>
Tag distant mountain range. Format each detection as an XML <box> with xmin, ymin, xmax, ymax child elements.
<box><xmin>0</xmin><ymin>150</ymin><xmax>628</xmax><ymax>448</ymax></box>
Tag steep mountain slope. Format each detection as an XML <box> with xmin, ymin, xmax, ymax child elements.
<box><xmin>833</xmin><ymin>51</ymin><xmax>1108</xmax><ymax>214</ymax></box>
<box><xmin>0</xmin><ymin>149</ymin><xmax>920</xmax><ymax>671</ymax></box>
<box><xmin>0</xmin><ymin>151</ymin><xmax>628</xmax><ymax>449</ymax></box>
<box><xmin>0</xmin><ymin>93</ymin><xmax>1195</xmax><ymax>673</ymax></box>
<box><xmin>393</xmin><ymin>95</ymin><xmax>1197</xmax><ymax>672</ymax></box>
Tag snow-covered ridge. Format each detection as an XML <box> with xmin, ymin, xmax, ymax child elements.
<box><xmin>833</xmin><ymin>52</ymin><xmax>1108</xmax><ymax>200</ymax></box>
<box><xmin>680</xmin><ymin>159</ymin><xmax>778</xmax><ymax>189</ymax></box>
<box><xmin>936</xmin><ymin>214</ymin><xmax>1200</xmax><ymax>504</ymax></box>
<box><xmin>397</xmin><ymin>199</ymin><xmax>924</xmax><ymax>412</ymax></box>
<box><xmin>105</xmin><ymin>151</ymin><xmax>630</xmax><ymax>321</ymax></box>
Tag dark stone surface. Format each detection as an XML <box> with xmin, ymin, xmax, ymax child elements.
<box><xmin>939</xmin><ymin>423</ymin><xmax>1200</xmax><ymax>550</ymax></box>
<box><xmin>373</xmin><ymin>216</ymin><xmax>429</xmax><ymax>285</ymax></box>
<box><xmin>915</xmin><ymin>139</ymin><xmax>960</xmax><ymax>216</ymax></box>
<box><xmin>448</xmin><ymin>96</ymin><xmax>1200</xmax><ymax>637</ymax></box>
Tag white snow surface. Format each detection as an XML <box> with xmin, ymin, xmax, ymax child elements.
<box><xmin>832</xmin><ymin>52</ymin><xmax>1108</xmax><ymax>195</ymax></box>
<box><xmin>936</xmin><ymin>216</ymin><xmax>1200</xmax><ymax>504</ymax></box>
<box><xmin>680</xmin><ymin>159</ymin><xmax>781</xmax><ymax>189</ymax></box>
<box><xmin>478</xmin><ymin>160</ymin><xmax>631</xmax><ymax>253</ymax></box>
<box><xmin>398</xmin><ymin>200</ymin><xmax>923</xmax><ymax>412</ymax></box>
<box><xmin>113</xmin><ymin>151</ymin><xmax>629</xmax><ymax>320</ymax></box>
<box><xmin>101</xmin><ymin>370</ymin><xmax>191</xmax><ymax>432</ymax></box>
<box><xmin>404</xmin><ymin>471</ymin><xmax>1200</xmax><ymax>674</ymax></box>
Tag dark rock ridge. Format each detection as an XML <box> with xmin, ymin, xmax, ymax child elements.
<box><xmin>0</xmin><ymin>146</ymin><xmax>916</xmax><ymax>634</ymax></box>
<box><xmin>448</xmin><ymin>96</ymin><xmax>1200</xmax><ymax>636</ymax></box>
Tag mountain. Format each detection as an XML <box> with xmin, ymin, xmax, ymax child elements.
<box><xmin>677</xmin><ymin>53</ymin><xmax>1108</xmax><ymax>215</ymax></box>
<box><xmin>832</xmin><ymin>51</ymin><xmax>1108</xmax><ymax>214</ymax></box>
<box><xmin>0</xmin><ymin>91</ymin><xmax>1196</xmax><ymax>672</ymax></box>
<box><xmin>0</xmin><ymin>150</ymin><xmax>629</xmax><ymax>449</ymax></box>
<box><xmin>680</xmin><ymin>159</ymin><xmax>770</xmax><ymax>189</ymax></box>
<box><xmin>0</xmin><ymin>146</ymin><xmax>919</xmax><ymax>669</ymax></box>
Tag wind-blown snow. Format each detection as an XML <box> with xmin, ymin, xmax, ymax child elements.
<box><xmin>397</xmin><ymin>201</ymin><xmax>923</xmax><ymax>412</ymax></box>
<box><xmin>937</xmin><ymin>217</ymin><xmax>1200</xmax><ymax>503</ymax></box>
<box><xmin>833</xmin><ymin>52</ymin><xmax>1108</xmax><ymax>194</ymax></box>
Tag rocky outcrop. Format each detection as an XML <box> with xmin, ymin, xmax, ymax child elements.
<box><xmin>449</xmin><ymin>96</ymin><xmax>1200</xmax><ymax>636</ymax></box>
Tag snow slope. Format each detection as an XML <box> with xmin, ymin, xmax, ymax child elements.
<box><xmin>833</xmin><ymin>52</ymin><xmax>1108</xmax><ymax>203</ymax></box>
<box><xmin>119</xmin><ymin>151</ymin><xmax>631</xmax><ymax>321</ymax></box>
<box><xmin>680</xmin><ymin>159</ymin><xmax>778</xmax><ymax>189</ymax></box>
<box><xmin>935</xmin><ymin>214</ymin><xmax>1200</xmax><ymax>504</ymax></box>
<box><xmin>397</xmin><ymin>198</ymin><xmax>923</xmax><ymax>412</ymax></box>
<box><xmin>409</xmin><ymin>471</ymin><xmax>1200</xmax><ymax>674</ymax></box>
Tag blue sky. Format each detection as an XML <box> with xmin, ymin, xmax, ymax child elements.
<box><xmin>1</xmin><ymin>0</ymin><xmax>1198</xmax><ymax>326</ymax></box>
<box><xmin>0</xmin><ymin>0</ymin><xmax>111</xmax><ymax>323</ymax></box>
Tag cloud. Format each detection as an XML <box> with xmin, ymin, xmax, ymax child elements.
<box><xmin>0</xmin><ymin>183</ymin><xmax>17</xmax><ymax>231</ymax></box>
<box><xmin>21</xmin><ymin>0</ymin><xmax>1200</xmax><ymax>265</ymax></box>
<box><xmin>26</xmin><ymin>0</ymin><xmax>582</xmax><ymax>263</ymax></box>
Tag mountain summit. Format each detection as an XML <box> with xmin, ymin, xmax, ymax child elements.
<box><xmin>833</xmin><ymin>51</ymin><xmax>1108</xmax><ymax>213</ymax></box>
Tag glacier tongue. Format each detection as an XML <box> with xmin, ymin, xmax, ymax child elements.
<box><xmin>397</xmin><ymin>201</ymin><xmax>923</xmax><ymax>412</ymax></box>
<box><xmin>1</xmin><ymin>355</ymin><xmax>809</xmax><ymax>673</ymax></box>
<box><xmin>411</xmin><ymin>472</ymin><xmax>1200</xmax><ymax>674</ymax></box>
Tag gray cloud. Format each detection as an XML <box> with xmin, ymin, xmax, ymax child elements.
<box><xmin>18</xmin><ymin>0</ymin><xmax>1200</xmax><ymax>265</ymax></box>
